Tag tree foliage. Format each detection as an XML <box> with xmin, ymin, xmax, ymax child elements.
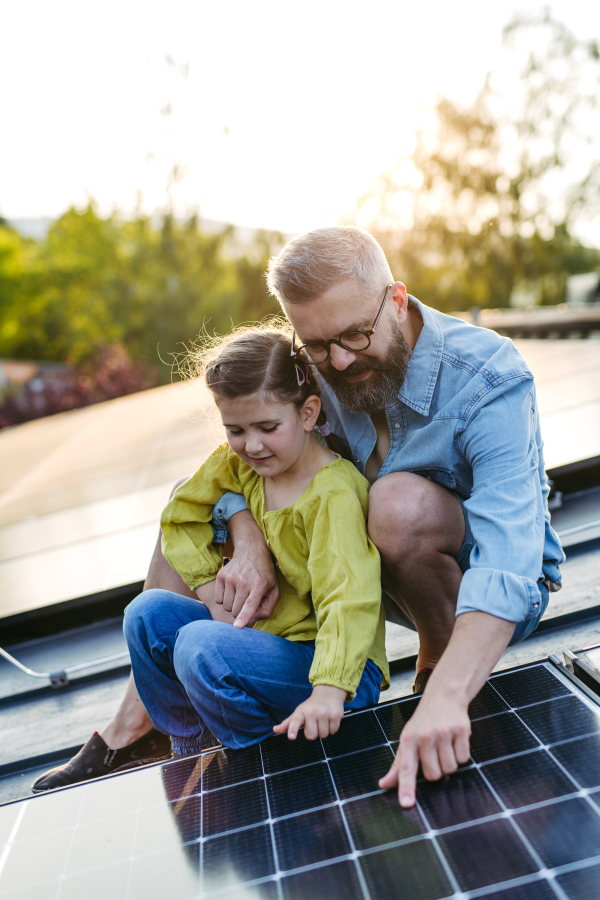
<box><xmin>0</xmin><ymin>206</ymin><xmax>282</xmax><ymax>378</ymax></box>
<box><xmin>352</xmin><ymin>11</ymin><xmax>600</xmax><ymax>311</ymax></box>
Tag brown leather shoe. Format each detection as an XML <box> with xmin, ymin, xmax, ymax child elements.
<box><xmin>412</xmin><ymin>668</ymin><xmax>433</xmax><ymax>695</ymax></box>
<box><xmin>31</xmin><ymin>728</ymin><xmax>171</xmax><ymax>793</ymax></box>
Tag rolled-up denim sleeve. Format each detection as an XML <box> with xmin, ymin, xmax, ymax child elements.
<box><xmin>457</xmin><ymin>377</ymin><xmax>554</xmax><ymax>623</ymax></box>
<box><xmin>211</xmin><ymin>491</ymin><xmax>248</xmax><ymax>543</ymax></box>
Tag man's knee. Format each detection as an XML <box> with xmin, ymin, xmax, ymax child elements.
<box><xmin>368</xmin><ymin>472</ymin><xmax>463</xmax><ymax>558</ymax></box>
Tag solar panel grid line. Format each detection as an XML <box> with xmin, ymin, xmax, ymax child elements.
<box><xmin>257</xmin><ymin>743</ymin><xmax>283</xmax><ymax>900</ymax></box>
<box><xmin>469</xmin><ymin>754</ymin><xmax>568</xmax><ymax>900</ymax></box>
<box><xmin>4</xmin><ymin>664</ymin><xmax>600</xmax><ymax>899</ymax></box>
<box><xmin>410</xmin><ymin>798</ymin><xmax>468</xmax><ymax>898</ymax></box>
<box><xmin>317</xmin><ymin>728</ymin><xmax>377</xmax><ymax>900</ymax></box>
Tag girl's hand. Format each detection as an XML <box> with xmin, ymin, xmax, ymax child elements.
<box><xmin>273</xmin><ymin>685</ymin><xmax>347</xmax><ymax>741</ymax></box>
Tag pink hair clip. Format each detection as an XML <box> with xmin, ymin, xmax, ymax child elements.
<box><xmin>295</xmin><ymin>363</ymin><xmax>310</xmax><ymax>386</ymax></box>
<box><xmin>315</xmin><ymin>422</ymin><xmax>331</xmax><ymax>436</ymax></box>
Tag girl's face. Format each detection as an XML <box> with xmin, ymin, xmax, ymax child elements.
<box><xmin>218</xmin><ymin>392</ymin><xmax>320</xmax><ymax>477</ymax></box>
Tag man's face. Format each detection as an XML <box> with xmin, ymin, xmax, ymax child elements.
<box><xmin>284</xmin><ymin>279</ymin><xmax>412</xmax><ymax>414</ymax></box>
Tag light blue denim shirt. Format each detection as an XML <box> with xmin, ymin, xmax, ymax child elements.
<box><xmin>213</xmin><ymin>298</ymin><xmax>565</xmax><ymax>625</ymax></box>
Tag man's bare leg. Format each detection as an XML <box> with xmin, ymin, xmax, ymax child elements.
<box><xmin>368</xmin><ymin>472</ymin><xmax>465</xmax><ymax>671</ymax></box>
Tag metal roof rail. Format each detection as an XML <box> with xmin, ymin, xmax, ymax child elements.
<box><xmin>0</xmin><ymin>645</ymin><xmax>129</xmax><ymax>688</ymax></box>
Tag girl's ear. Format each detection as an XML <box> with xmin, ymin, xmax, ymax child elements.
<box><xmin>302</xmin><ymin>395</ymin><xmax>322</xmax><ymax>431</ymax></box>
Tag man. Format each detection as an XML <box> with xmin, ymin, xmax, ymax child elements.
<box><xmin>34</xmin><ymin>226</ymin><xmax>563</xmax><ymax>807</ymax></box>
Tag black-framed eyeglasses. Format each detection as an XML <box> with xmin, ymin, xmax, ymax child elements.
<box><xmin>290</xmin><ymin>283</ymin><xmax>392</xmax><ymax>365</ymax></box>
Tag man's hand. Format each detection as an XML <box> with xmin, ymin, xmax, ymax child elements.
<box><xmin>379</xmin><ymin>611</ymin><xmax>516</xmax><ymax>807</ymax></box>
<box><xmin>215</xmin><ymin>509</ymin><xmax>279</xmax><ymax>628</ymax></box>
<box><xmin>273</xmin><ymin>685</ymin><xmax>347</xmax><ymax>741</ymax></box>
<box><xmin>379</xmin><ymin>690</ymin><xmax>471</xmax><ymax>807</ymax></box>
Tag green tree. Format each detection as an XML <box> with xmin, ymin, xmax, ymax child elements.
<box><xmin>0</xmin><ymin>204</ymin><xmax>281</xmax><ymax>381</ymax></box>
<box><xmin>353</xmin><ymin>12</ymin><xmax>600</xmax><ymax>311</ymax></box>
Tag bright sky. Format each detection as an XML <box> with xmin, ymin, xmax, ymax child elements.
<box><xmin>2</xmin><ymin>0</ymin><xmax>599</xmax><ymax>236</ymax></box>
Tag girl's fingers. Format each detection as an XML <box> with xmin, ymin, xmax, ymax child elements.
<box><xmin>287</xmin><ymin>711</ymin><xmax>306</xmax><ymax>741</ymax></box>
<box><xmin>303</xmin><ymin>714</ymin><xmax>319</xmax><ymax>741</ymax></box>
<box><xmin>318</xmin><ymin>717</ymin><xmax>331</xmax><ymax>739</ymax></box>
<box><xmin>273</xmin><ymin>716</ymin><xmax>292</xmax><ymax>734</ymax></box>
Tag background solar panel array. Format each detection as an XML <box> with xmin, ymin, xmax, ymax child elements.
<box><xmin>1</xmin><ymin>662</ymin><xmax>600</xmax><ymax>900</ymax></box>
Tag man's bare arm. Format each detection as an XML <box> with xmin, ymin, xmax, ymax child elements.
<box><xmin>214</xmin><ymin>509</ymin><xmax>280</xmax><ymax>627</ymax></box>
<box><xmin>379</xmin><ymin>610</ymin><xmax>515</xmax><ymax>807</ymax></box>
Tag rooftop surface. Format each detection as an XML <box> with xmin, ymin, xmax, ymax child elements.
<box><xmin>1</xmin><ymin>337</ymin><xmax>599</xmax><ymax>622</ymax></box>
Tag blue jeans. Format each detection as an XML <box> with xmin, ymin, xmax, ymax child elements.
<box><xmin>124</xmin><ymin>590</ymin><xmax>382</xmax><ymax>753</ymax></box>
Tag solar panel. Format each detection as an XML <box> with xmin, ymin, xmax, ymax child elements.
<box><xmin>1</xmin><ymin>662</ymin><xmax>600</xmax><ymax>899</ymax></box>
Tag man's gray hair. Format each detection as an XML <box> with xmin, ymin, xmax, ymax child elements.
<box><xmin>266</xmin><ymin>226</ymin><xmax>394</xmax><ymax>305</ymax></box>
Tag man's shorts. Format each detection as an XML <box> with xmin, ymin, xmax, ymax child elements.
<box><xmin>382</xmin><ymin>492</ymin><xmax>550</xmax><ymax>647</ymax></box>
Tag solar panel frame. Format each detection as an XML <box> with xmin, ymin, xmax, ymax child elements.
<box><xmin>1</xmin><ymin>660</ymin><xmax>600</xmax><ymax>899</ymax></box>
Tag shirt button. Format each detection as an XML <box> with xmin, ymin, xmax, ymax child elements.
<box><xmin>356</xmin><ymin>458</ymin><xmax>360</xmax><ymax>463</ymax></box>
<box><xmin>394</xmin><ymin>423</ymin><xmax>400</xmax><ymax>429</ymax></box>
<box><xmin>533</xmin><ymin>601</ymin><xmax>540</xmax><ymax>608</ymax></box>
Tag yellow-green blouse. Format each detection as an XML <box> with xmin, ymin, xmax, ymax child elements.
<box><xmin>160</xmin><ymin>445</ymin><xmax>389</xmax><ymax>697</ymax></box>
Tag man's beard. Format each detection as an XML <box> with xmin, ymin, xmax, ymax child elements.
<box><xmin>319</xmin><ymin>320</ymin><xmax>412</xmax><ymax>414</ymax></box>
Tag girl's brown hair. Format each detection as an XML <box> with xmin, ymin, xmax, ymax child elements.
<box><xmin>194</xmin><ymin>322</ymin><xmax>350</xmax><ymax>460</ymax></box>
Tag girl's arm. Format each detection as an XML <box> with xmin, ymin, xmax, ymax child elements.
<box><xmin>275</xmin><ymin>481</ymin><xmax>385</xmax><ymax>740</ymax></box>
<box><xmin>195</xmin><ymin>580</ymin><xmax>236</xmax><ymax>625</ymax></box>
<box><xmin>305</xmin><ymin>485</ymin><xmax>384</xmax><ymax>697</ymax></box>
<box><xmin>160</xmin><ymin>446</ymin><xmax>248</xmax><ymax>592</ymax></box>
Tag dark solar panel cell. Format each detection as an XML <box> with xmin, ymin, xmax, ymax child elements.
<box><xmin>437</xmin><ymin>818</ymin><xmax>538</xmax><ymax>891</ymax></box>
<box><xmin>160</xmin><ymin>755</ymin><xmax>204</xmax><ymax>803</ymax></box>
<box><xmin>273</xmin><ymin>806</ymin><xmax>351</xmax><ymax>871</ymax></box>
<box><xmin>202</xmin><ymin>745</ymin><xmax>262</xmax><ymax>791</ymax></box>
<box><xmin>375</xmin><ymin>697</ymin><xmax>419</xmax><ymax>741</ymax></box>
<box><xmin>482</xmin><ymin>749</ymin><xmax>576</xmax><ymax>808</ymax></box>
<box><xmin>416</xmin><ymin>767</ymin><xmax>501</xmax><ymax>829</ymax></box>
<box><xmin>266</xmin><ymin>761</ymin><xmax>336</xmax><ymax>817</ymax></box>
<box><xmin>478</xmin><ymin>879</ymin><xmax>556</xmax><ymax>899</ymax></box>
<box><xmin>344</xmin><ymin>792</ymin><xmax>427</xmax><ymax>851</ymax></box>
<box><xmin>170</xmin><ymin>793</ymin><xmax>202</xmax><ymax>844</ymax></box>
<box><xmin>322</xmin><ymin>710</ymin><xmax>386</xmax><ymax>757</ymax></box>
<box><xmin>518</xmin><ymin>695</ymin><xmax>600</xmax><ymax>745</ymax></box>
<box><xmin>203</xmin><ymin>779</ymin><xmax>268</xmax><ymax>837</ymax></box>
<box><xmin>203</xmin><ymin>823</ymin><xmax>275</xmax><ymax>887</ymax></box>
<box><xmin>261</xmin><ymin>731</ymin><xmax>325</xmax><ymax>774</ymax></box>
<box><xmin>281</xmin><ymin>859</ymin><xmax>364</xmax><ymax>900</ymax></box>
<box><xmin>468</xmin><ymin>682</ymin><xmax>510</xmax><ymax>719</ymax></box>
<box><xmin>491</xmin><ymin>665</ymin><xmax>569</xmax><ymax>708</ymax></box>
<box><xmin>330</xmin><ymin>745</ymin><xmax>395</xmax><ymax>800</ymax></box>
<box><xmin>360</xmin><ymin>837</ymin><xmax>453</xmax><ymax>900</ymax></box>
<box><xmin>551</xmin><ymin>733</ymin><xmax>600</xmax><ymax>787</ymax></box>
<box><xmin>515</xmin><ymin>797</ymin><xmax>600</xmax><ymax>868</ymax></box>
<box><xmin>557</xmin><ymin>862</ymin><xmax>600</xmax><ymax>900</ymax></box>
<box><xmin>470</xmin><ymin>712</ymin><xmax>540</xmax><ymax>762</ymax></box>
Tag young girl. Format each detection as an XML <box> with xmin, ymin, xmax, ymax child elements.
<box><xmin>124</xmin><ymin>326</ymin><xmax>389</xmax><ymax>753</ymax></box>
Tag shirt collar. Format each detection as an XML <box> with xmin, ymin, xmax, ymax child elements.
<box><xmin>397</xmin><ymin>297</ymin><xmax>444</xmax><ymax>416</ymax></box>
